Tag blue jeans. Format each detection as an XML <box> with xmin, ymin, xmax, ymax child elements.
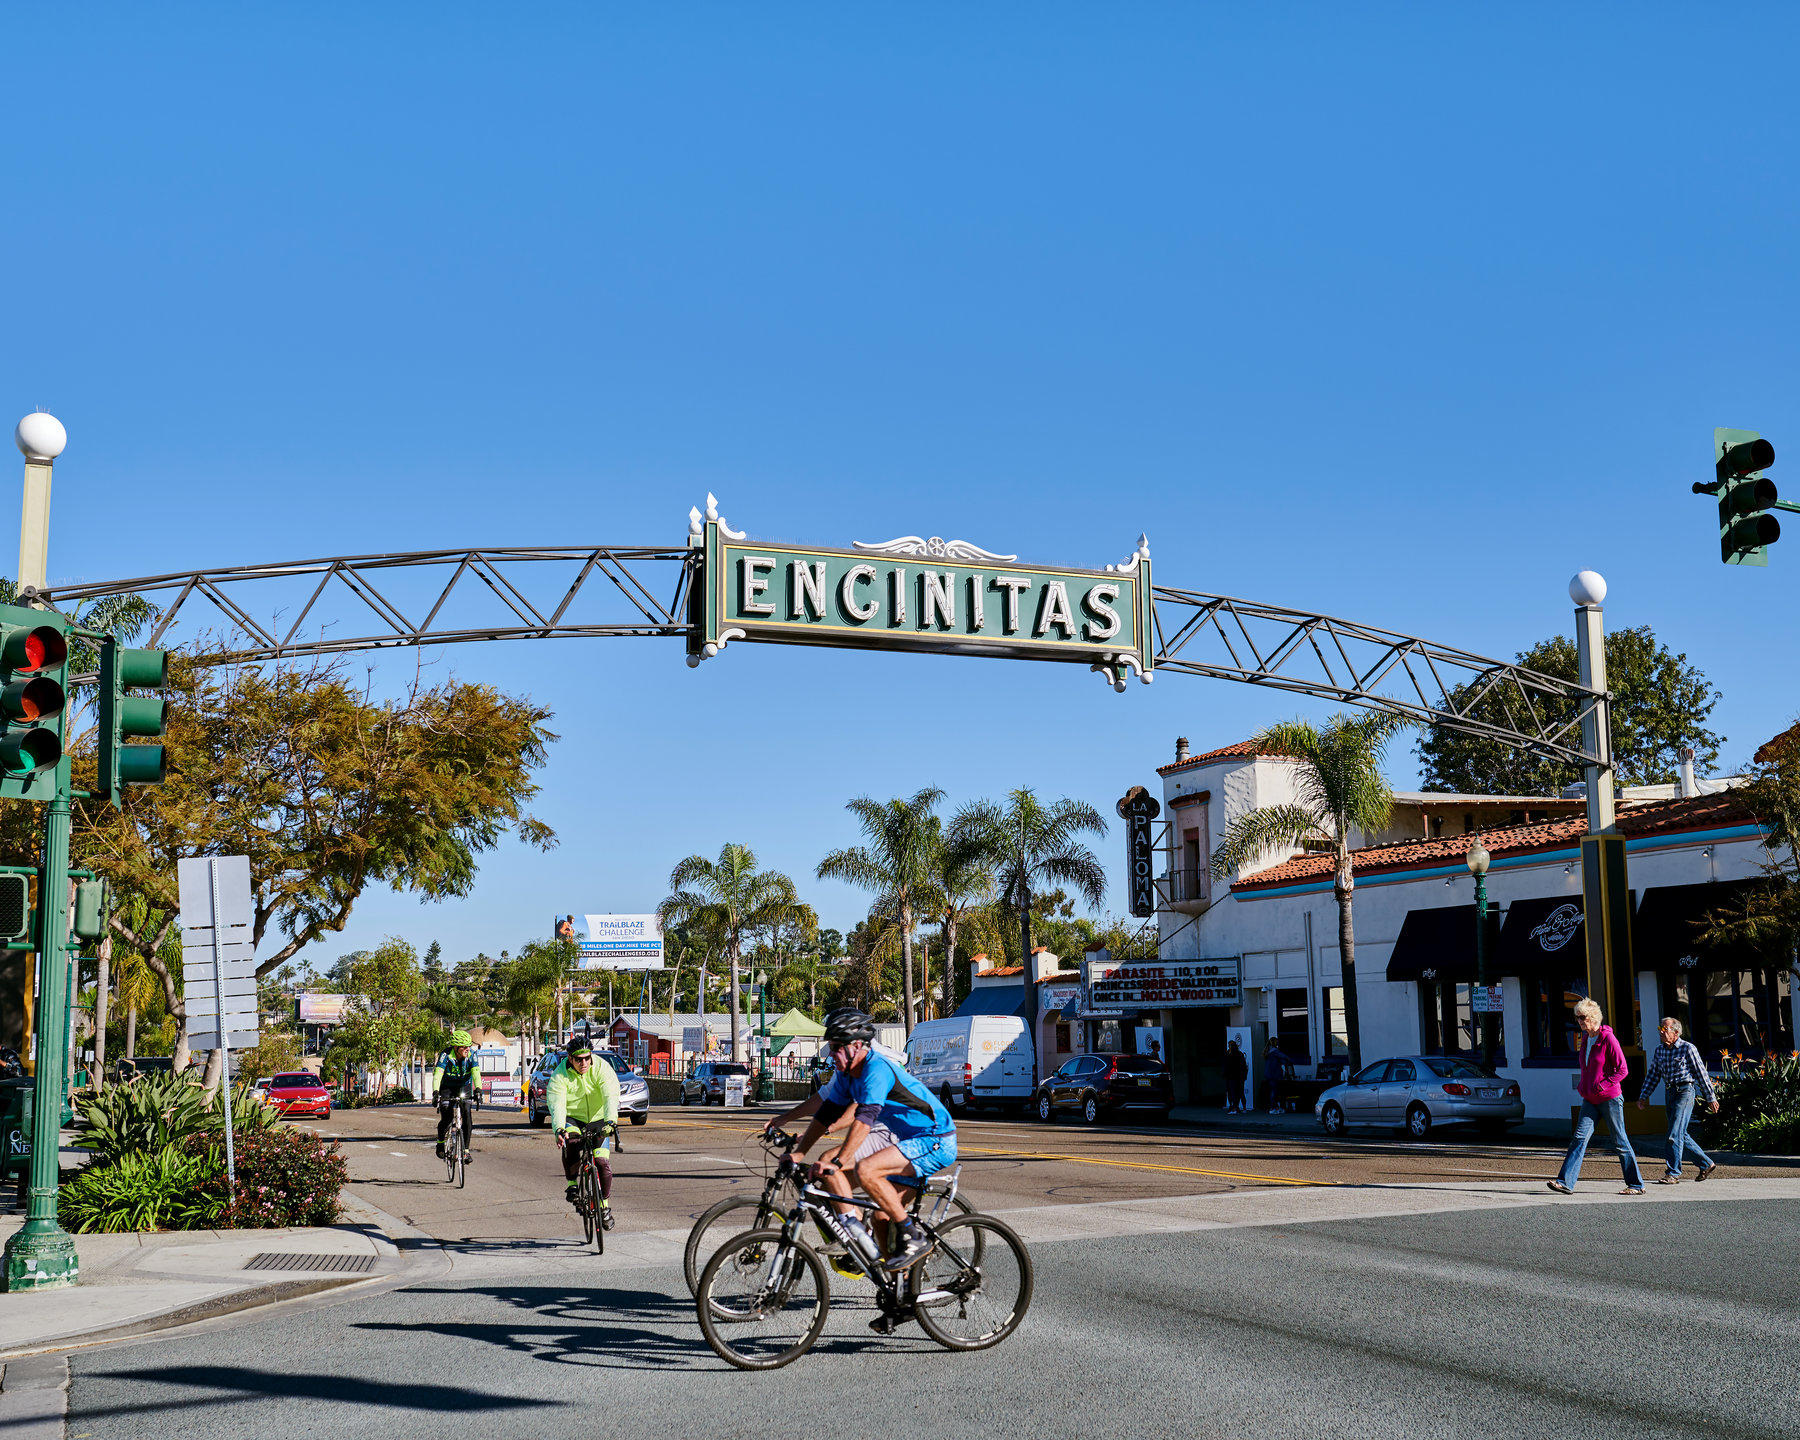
<box><xmin>1557</xmin><ymin>1096</ymin><xmax>1644</xmax><ymax>1190</ymax></box>
<box><xmin>1663</xmin><ymin>1087</ymin><xmax>1714</xmax><ymax>1177</ymax></box>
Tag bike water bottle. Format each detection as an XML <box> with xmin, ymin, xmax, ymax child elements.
<box><xmin>842</xmin><ymin>1216</ymin><xmax>880</xmax><ymax>1262</ymax></box>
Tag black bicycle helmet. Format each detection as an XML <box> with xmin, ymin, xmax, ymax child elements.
<box><xmin>565</xmin><ymin>1038</ymin><xmax>595</xmax><ymax>1059</ymax></box>
<box><xmin>823</xmin><ymin>1009</ymin><xmax>877</xmax><ymax>1045</ymax></box>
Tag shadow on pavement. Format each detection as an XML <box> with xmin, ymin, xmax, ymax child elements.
<box><xmin>354</xmin><ymin>1283</ymin><xmax>712</xmax><ymax>1369</ymax></box>
<box><xmin>70</xmin><ymin>1366</ymin><xmax>563</xmax><ymax>1421</ymax></box>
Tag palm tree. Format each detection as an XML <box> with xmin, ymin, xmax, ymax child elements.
<box><xmin>955</xmin><ymin>788</ymin><xmax>1108</xmax><ymax>972</ymax></box>
<box><xmin>502</xmin><ymin>941</ymin><xmax>565</xmax><ymax>1066</ymax></box>
<box><xmin>954</xmin><ymin>789</ymin><xmax>1106</xmax><ymax>1078</ymax></box>
<box><xmin>923</xmin><ymin>816</ymin><xmax>995</xmax><ymax>1023</ymax></box>
<box><xmin>1208</xmin><ymin>712</ymin><xmax>1407</xmax><ymax>1073</ymax></box>
<box><xmin>817</xmin><ymin>787</ymin><xmax>944</xmax><ymax>1036</ymax></box>
<box><xmin>660</xmin><ymin>844</ymin><xmax>808</xmax><ymax>1062</ymax></box>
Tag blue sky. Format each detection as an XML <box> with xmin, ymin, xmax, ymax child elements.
<box><xmin>4</xmin><ymin>6</ymin><xmax>1797</xmax><ymax>965</ymax></box>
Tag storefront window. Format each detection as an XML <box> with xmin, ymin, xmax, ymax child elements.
<box><xmin>1276</xmin><ymin>987</ymin><xmax>1311</xmax><ymax>1061</ymax></box>
<box><xmin>1420</xmin><ymin>980</ymin><xmax>1499</xmax><ymax>1056</ymax></box>
<box><xmin>1323</xmin><ymin>987</ymin><xmax>1349</xmax><ymax>1057</ymax></box>
<box><xmin>1667</xmin><ymin>967</ymin><xmax>1795</xmax><ymax>1059</ymax></box>
<box><xmin>1054</xmin><ymin>1022</ymin><xmax>1071</xmax><ymax>1053</ymax></box>
<box><xmin>1524</xmin><ymin>974</ymin><xmax>1587</xmax><ymax>1057</ymax></box>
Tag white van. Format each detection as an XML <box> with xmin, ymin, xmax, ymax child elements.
<box><xmin>905</xmin><ymin>1015</ymin><xmax>1034</xmax><ymax>1112</ymax></box>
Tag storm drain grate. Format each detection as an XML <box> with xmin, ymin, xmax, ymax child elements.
<box><xmin>243</xmin><ymin>1252</ymin><xmax>377</xmax><ymax>1273</ymax></box>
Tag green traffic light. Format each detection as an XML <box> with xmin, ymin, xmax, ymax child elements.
<box><xmin>98</xmin><ymin>639</ymin><xmax>170</xmax><ymax>808</ymax></box>
<box><xmin>0</xmin><ymin>727</ymin><xmax>58</xmax><ymax>777</ymax></box>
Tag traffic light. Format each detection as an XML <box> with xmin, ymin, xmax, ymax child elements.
<box><xmin>1697</xmin><ymin>428</ymin><xmax>1780</xmax><ymax>565</ymax></box>
<box><xmin>0</xmin><ymin>605</ymin><xmax>68</xmax><ymax>802</ymax></box>
<box><xmin>0</xmin><ymin>874</ymin><xmax>28</xmax><ymax>947</ymax></box>
<box><xmin>96</xmin><ymin>638</ymin><xmax>168</xmax><ymax>809</ymax></box>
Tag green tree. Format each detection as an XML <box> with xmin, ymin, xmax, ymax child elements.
<box><xmin>342</xmin><ymin>937</ymin><xmax>424</xmax><ymax>1094</ymax></box>
<box><xmin>71</xmin><ymin>652</ymin><xmax>555</xmax><ymax>1066</ymax></box>
<box><xmin>502</xmin><ymin>940</ymin><xmax>568</xmax><ymax>1065</ymax></box>
<box><xmin>817</xmin><ymin>788</ymin><xmax>944</xmax><ymax>1035</ymax></box>
<box><xmin>1211</xmin><ymin>712</ymin><xmax>1408</xmax><ymax>1072</ymax></box>
<box><xmin>1697</xmin><ymin>725</ymin><xmax>1800</xmax><ymax>983</ymax></box>
<box><xmin>1416</xmin><ymin>626</ymin><xmax>1723</xmax><ymax>795</ymax></box>
<box><xmin>953</xmin><ymin>789</ymin><xmax>1107</xmax><ymax>981</ymax></box>
<box><xmin>661</xmin><ymin>845</ymin><xmax>807</xmax><ymax>1061</ymax></box>
<box><xmin>922</xmin><ymin>816</ymin><xmax>995</xmax><ymax>1024</ymax></box>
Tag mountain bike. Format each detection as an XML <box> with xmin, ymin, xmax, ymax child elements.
<box><xmin>439</xmin><ymin>1096</ymin><xmax>472</xmax><ymax>1188</ymax></box>
<box><xmin>694</xmin><ymin>1132</ymin><xmax>1031</xmax><ymax>1370</ymax></box>
<box><xmin>683</xmin><ymin>1130</ymin><xmax>977</xmax><ymax>1295</ymax></box>
<box><xmin>568</xmin><ymin>1118</ymin><xmax>618</xmax><ymax>1254</ymax></box>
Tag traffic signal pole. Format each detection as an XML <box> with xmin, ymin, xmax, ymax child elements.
<box><xmin>3</xmin><ymin>415</ymin><xmax>77</xmax><ymax>1291</ymax></box>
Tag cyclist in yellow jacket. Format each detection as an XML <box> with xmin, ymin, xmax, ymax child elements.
<box><xmin>549</xmin><ymin>1038</ymin><xmax>621</xmax><ymax>1229</ymax></box>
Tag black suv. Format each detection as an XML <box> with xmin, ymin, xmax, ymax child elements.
<box><xmin>1034</xmin><ymin>1053</ymin><xmax>1173</xmax><ymax>1124</ymax></box>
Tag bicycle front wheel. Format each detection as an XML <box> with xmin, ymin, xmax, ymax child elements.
<box><xmin>684</xmin><ymin>1195</ymin><xmax>788</xmax><ymax>1296</ymax></box>
<box><xmin>909</xmin><ymin>1214</ymin><xmax>1033</xmax><ymax>1351</ymax></box>
<box><xmin>695</xmin><ymin>1229</ymin><xmax>830</xmax><ymax>1371</ymax></box>
<box><xmin>580</xmin><ymin>1163</ymin><xmax>601</xmax><ymax>1250</ymax></box>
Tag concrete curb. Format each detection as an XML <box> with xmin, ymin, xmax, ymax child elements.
<box><xmin>0</xmin><ymin>1190</ymin><xmax>448</xmax><ymax>1361</ymax></box>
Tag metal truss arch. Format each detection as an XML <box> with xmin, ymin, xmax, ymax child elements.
<box><xmin>36</xmin><ymin>548</ymin><xmax>1603</xmax><ymax>766</ymax></box>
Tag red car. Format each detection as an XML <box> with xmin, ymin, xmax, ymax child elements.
<box><xmin>263</xmin><ymin>1071</ymin><xmax>332</xmax><ymax>1119</ymax></box>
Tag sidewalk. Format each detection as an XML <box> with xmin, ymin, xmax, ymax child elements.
<box><xmin>0</xmin><ymin>1190</ymin><xmax>427</xmax><ymax>1358</ymax></box>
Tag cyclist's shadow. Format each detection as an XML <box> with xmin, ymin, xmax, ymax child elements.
<box><xmin>354</xmin><ymin>1283</ymin><xmax>711</xmax><ymax>1370</ymax></box>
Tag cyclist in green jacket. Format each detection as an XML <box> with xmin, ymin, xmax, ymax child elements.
<box><xmin>549</xmin><ymin>1038</ymin><xmax>621</xmax><ymax>1230</ymax></box>
<box><xmin>433</xmin><ymin>1030</ymin><xmax>480</xmax><ymax>1162</ymax></box>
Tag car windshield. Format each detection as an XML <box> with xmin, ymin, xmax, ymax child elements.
<box><xmin>1422</xmin><ymin>1056</ymin><xmax>1492</xmax><ymax>1079</ymax></box>
<box><xmin>1112</xmin><ymin>1056</ymin><xmax>1166</xmax><ymax>1073</ymax></box>
<box><xmin>601</xmin><ymin>1054</ymin><xmax>632</xmax><ymax>1075</ymax></box>
<box><xmin>272</xmin><ymin>1074</ymin><xmax>320</xmax><ymax>1088</ymax></box>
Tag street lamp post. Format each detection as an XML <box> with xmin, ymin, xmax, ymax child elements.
<box><xmin>754</xmin><ymin>971</ymin><xmax>774</xmax><ymax>1102</ymax></box>
<box><xmin>1466</xmin><ymin>837</ymin><xmax>1495</xmax><ymax>1071</ymax></box>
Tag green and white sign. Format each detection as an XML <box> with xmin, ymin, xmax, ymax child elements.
<box><xmin>687</xmin><ymin>503</ymin><xmax>1152</xmax><ymax>686</ymax></box>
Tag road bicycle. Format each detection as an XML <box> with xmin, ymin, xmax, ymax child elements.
<box><xmin>439</xmin><ymin>1096</ymin><xmax>473</xmax><ymax>1188</ymax></box>
<box><xmin>694</xmin><ymin>1131</ymin><xmax>1031</xmax><ymax>1370</ymax></box>
<box><xmin>683</xmin><ymin>1129</ymin><xmax>976</xmax><ymax>1295</ymax></box>
<box><xmin>567</xmin><ymin>1118</ymin><xmax>619</xmax><ymax>1254</ymax></box>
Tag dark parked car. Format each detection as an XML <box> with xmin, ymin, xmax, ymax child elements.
<box><xmin>1033</xmin><ymin>1054</ymin><xmax>1172</xmax><ymax>1124</ymax></box>
<box><xmin>681</xmin><ymin>1060</ymin><xmax>752</xmax><ymax>1106</ymax></box>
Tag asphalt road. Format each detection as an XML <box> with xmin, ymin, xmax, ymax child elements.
<box><xmin>298</xmin><ymin>1101</ymin><xmax>1800</xmax><ymax>1242</ymax></box>
<box><xmin>65</xmin><ymin>1189</ymin><xmax>1800</xmax><ymax>1440</ymax></box>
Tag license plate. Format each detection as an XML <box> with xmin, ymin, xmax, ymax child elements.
<box><xmin>1478</xmin><ymin>1087</ymin><xmax>1500</xmax><ymax>1099</ymax></box>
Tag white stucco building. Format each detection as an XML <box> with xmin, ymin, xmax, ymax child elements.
<box><xmin>1117</xmin><ymin>737</ymin><xmax>1793</xmax><ymax>1127</ymax></box>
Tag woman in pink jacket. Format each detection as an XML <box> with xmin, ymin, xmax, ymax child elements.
<box><xmin>1548</xmin><ymin>998</ymin><xmax>1644</xmax><ymax>1195</ymax></box>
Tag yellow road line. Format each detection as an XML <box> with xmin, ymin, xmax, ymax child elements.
<box><xmin>651</xmin><ymin>1119</ymin><xmax>1326</xmax><ymax>1187</ymax></box>
<box><xmin>958</xmin><ymin>1145</ymin><xmax>1328</xmax><ymax>1187</ymax></box>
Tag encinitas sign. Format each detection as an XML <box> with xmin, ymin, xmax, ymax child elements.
<box><xmin>687</xmin><ymin>506</ymin><xmax>1154</xmax><ymax>688</ymax></box>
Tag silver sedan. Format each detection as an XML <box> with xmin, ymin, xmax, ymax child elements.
<box><xmin>1314</xmin><ymin>1055</ymin><xmax>1524</xmax><ymax>1140</ymax></box>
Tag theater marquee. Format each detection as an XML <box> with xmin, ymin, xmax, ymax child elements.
<box><xmin>1089</xmin><ymin>958</ymin><xmax>1242</xmax><ymax>1010</ymax></box>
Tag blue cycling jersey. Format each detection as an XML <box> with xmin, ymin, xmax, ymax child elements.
<box><xmin>820</xmin><ymin>1049</ymin><xmax>954</xmax><ymax>1141</ymax></box>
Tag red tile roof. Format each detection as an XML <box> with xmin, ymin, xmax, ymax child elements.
<box><xmin>1156</xmin><ymin>740</ymin><xmax>1271</xmax><ymax>776</ymax></box>
<box><xmin>1231</xmin><ymin>792</ymin><xmax>1760</xmax><ymax>892</ymax></box>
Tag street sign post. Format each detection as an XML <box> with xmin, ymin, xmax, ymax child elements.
<box><xmin>177</xmin><ymin>856</ymin><xmax>257</xmax><ymax>1182</ymax></box>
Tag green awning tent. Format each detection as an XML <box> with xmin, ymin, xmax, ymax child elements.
<box><xmin>757</xmin><ymin>1009</ymin><xmax>827</xmax><ymax>1054</ymax></box>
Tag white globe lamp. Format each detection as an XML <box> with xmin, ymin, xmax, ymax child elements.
<box><xmin>14</xmin><ymin>412</ymin><xmax>67</xmax><ymax>461</ymax></box>
<box><xmin>1568</xmin><ymin>570</ymin><xmax>1607</xmax><ymax>607</ymax></box>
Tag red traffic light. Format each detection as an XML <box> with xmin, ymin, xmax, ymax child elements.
<box><xmin>0</xmin><ymin>625</ymin><xmax>66</xmax><ymax>675</ymax></box>
<box><xmin>1718</xmin><ymin>437</ymin><xmax>1776</xmax><ymax>480</ymax></box>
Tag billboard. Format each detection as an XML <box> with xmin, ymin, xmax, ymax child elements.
<box><xmin>577</xmin><ymin>913</ymin><xmax>665</xmax><ymax>971</ymax></box>
<box><xmin>296</xmin><ymin>993</ymin><xmax>348</xmax><ymax>1025</ymax></box>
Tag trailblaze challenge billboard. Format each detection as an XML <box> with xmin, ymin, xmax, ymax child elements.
<box><xmin>554</xmin><ymin>914</ymin><xmax>665</xmax><ymax>971</ymax></box>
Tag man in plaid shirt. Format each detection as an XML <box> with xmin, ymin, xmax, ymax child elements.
<box><xmin>1636</xmin><ymin>1016</ymin><xmax>1720</xmax><ymax>1184</ymax></box>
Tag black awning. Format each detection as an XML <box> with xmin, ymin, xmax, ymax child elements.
<box><xmin>1633</xmin><ymin>879</ymin><xmax>1765</xmax><ymax>971</ymax></box>
<box><xmin>1494</xmin><ymin>894</ymin><xmax>1586</xmax><ymax>979</ymax></box>
<box><xmin>1386</xmin><ymin>905</ymin><xmax>1483</xmax><ymax>983</ymax></box>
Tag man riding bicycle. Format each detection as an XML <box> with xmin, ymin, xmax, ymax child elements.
<box><xmin>783</xmin><ymin>1009</ymin><xmax>956</xmax><ymax>1273</ymax></box>
<box><xmin>550</xmin><ymin>1037</ymin><xmax>620</xmax><ymax>1230</ymax></box>
<box><xmin>433</xmin><ymin>1031</ymin><xmax>480</xmax><ymax>1162</ymax></box>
